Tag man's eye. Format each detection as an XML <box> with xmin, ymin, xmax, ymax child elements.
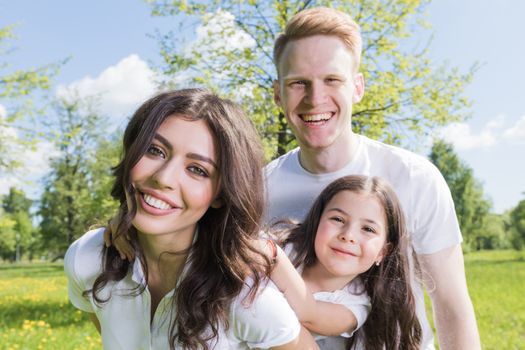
<box><xmin>291</xmin><ymin>80</ymin><xmax>307</xmax><ymax>86</ymax></box>
<box><xmin>147</xmin><ymin>145</ymin><xmax>165</xmax><ymax>158</ymax></box>
<box><xmin>188</xmin><ymin>165</ymin><xmax>209</xmax><ymax>177</ymax></box>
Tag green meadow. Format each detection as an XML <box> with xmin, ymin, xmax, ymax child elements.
<box><xmin>1</xmin><ymin>250</ymin><xmax>524</xmax><ymax>350</ymax></box>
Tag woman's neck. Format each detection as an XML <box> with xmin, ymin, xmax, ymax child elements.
<box><xmin>137</xmin><ymin>228</ymin><xmax>196</xmax><ymax>320</ymax></box>
<box><xmin>302</xmin><ymin>262</ymin><xmax>356</xmax><ymax>293</ymax></box>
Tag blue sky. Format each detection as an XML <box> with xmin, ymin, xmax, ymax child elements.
<box><xmin>1</xmin><ymin>0</ymin><xmax>524</xmax><ymax>213</ymax></box>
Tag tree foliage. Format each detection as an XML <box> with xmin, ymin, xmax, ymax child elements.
<box><xmin>38</xmin><ymin>95</ymin><xmax>118</xmax><ymax>258</ymax></box>
<box><xmin>0</xmin><ymin>187</ymin><xmax>35</xmax><ymax>261</ymax></box>
<box><xmin>429</xmin><ymin>139</ymin><xmax>492</xmax><ymax>251</ymax></box>
<box><xmin>508</xmin><ymin>199</ymin><xmax>525</xmax><ymax>250</ymax></box>
<box><xmin>147</xmin><ymin>0</ymin><xmax>474</xmax><ymax>157</ymax></box>
<box><xmin>0</xmin><ymin>25</ymin><xmax>61</xmax><ymax>171</ymax></box>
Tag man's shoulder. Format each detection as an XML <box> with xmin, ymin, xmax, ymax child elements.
<box><xmin>360</xmin><ymin>135</ymin><xmax>440</xmax><ymax>178</ymax></box>
<box><xmin>265</xmin><ymin>147</ymin><xmax>300</xmax><ymax>176</ymax></box>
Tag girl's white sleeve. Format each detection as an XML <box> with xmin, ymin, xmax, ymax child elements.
<box><xmin>313</xmin><ymin>282</ymin><xmax>371</xmax><ymax>338</ymax></box>
<box><xmin>230</xmin><ymin>280</ymin><xmax>301</xmax><ymax>348</ymax></box>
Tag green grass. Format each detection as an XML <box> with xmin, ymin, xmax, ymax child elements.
<box><xmin>0</xmin><ymin>262</ymin><xmax>100</xmax><ymax>350</ymax></box>
<box><xmin>464</xmin><ymin>250</ymin><xmax>525</xmax><ymax>349</ymax></box>
<box><xmin>1</xmin><ymin>250</ymin><xmax>524</xmax><ymax>349</ymax></box>
<box><xmin>424</xmin><ymin>250</ymin><xmax>525</xmax><ymax>350</ymax></box>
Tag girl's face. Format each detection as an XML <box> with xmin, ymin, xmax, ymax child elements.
<box><xmin>314</xmin><ymin>190</ymin><xmax>388</xmax><ymax>281</ymax></box>
<box><xmin>127</xmin><ymin>115</ymin><xmax>221</xmax><ymax>241</ymax></box>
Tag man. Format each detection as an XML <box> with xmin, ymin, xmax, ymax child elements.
<box><xmin>265</xmin><ymin>7</ymin><xmax>480</xmax><ymax>350</ymax></box>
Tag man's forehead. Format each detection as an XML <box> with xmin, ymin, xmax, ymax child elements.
<box><xmin>277</xmin><ymin>35</ymin><xmax>356</xmax><ymax>77</ymax></box>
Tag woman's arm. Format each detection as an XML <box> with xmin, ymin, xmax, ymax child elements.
<box><xmin>267</xmin><ymin>241</ymin><xmax>358</xmax><ymax>336</ymax></box>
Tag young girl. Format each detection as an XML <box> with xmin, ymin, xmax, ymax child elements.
<box><xmin>64</xmin><ymin>89</ymin><xmax>318</xmax><ymax>350</ymax></box>
<box><xmin>268</xmin><ymin>175</ymin><xmax>422</xmax><ymax>350</ymax></box>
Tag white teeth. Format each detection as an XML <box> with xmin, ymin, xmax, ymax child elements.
<box><xmin>301</xmin><ymin>113</ymin><xmax>332</xmax><ymax>122</ymax></box>
<box><xmin>143</xmin><ymin>194</ymin><xmax>172</xmax><ymax>210</ymax></box>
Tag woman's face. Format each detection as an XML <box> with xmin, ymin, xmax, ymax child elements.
<box><xmin>314</xmin><ymin>190</ymin><xmax>388</xmax><ymax>281</ymax></box>
<box><xmin>127</xmin><ymin>115</ymin><xmax>221</xmax><ymax>241</ymax></box>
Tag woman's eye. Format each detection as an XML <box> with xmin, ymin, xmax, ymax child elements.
<box><xmin>147</xmin><ymin>145</ymin><xmax>165</xmax><ymax>158</ymax></box>
<box><xmin>188</xmin><ymin>165</ymin><xmax>209</xmax><ymax>177</ymax></box>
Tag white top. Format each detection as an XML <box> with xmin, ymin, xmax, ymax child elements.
<box><xmin>65</xmin><ymin>228</ymin><xmax>300</xmax><ymax>349</ymax></box>
<box><xmin>265</xmin><ymin>135</ymin><xmax>462</xmax><ymax>350</ymax></box>
<box><xmin>283</xmin><ymin>243</ymin><xmax>370</xmax><ymax>341</ymax></box>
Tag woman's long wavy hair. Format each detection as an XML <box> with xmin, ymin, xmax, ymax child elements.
<box><xmin>278</xmin><ymin>175</ymin><xmax>422</xmax><ymax>350</ymax></box>
<box><xmin>88</xmin><ymin>89</ymin><xmax>268</xmax><ymax>349</ymax></box>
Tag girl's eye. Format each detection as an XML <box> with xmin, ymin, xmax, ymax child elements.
<box><xmin>330</xmin><ymin>216</ymin><xmax>345</xmax><ymax>223</ymax></box>
<box><xmin>363</xmin><ymin>226</ymin><xmax>376</xmax><ymax>234</ymax></box>
<box><xmin>188</xmin><ymin>165</ymin><xmax>209</xmax><ymax>177</ymax></box>
<box><xmin>147</xmin><ymin>145</ymin><xmax>165</xmax><ymax>158</ymax></box>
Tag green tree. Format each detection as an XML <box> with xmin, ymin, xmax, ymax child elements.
<box><xmin>38</xmin><ymin>95</ymin><xmax>108</xmax><ymax>259</ymax></box>
<box><xmin>0</xmin><ymin>25</ymin><xmax>61</xmax><ymax>171</ymax></box>
<box><xmin>148</xmin><ymin>0</ymin><xmax>474</xmax><ymax>157</ymax></box>
<box><xmin>508</xmin><ymin>199</ymin><xmax>525</xmax><ymax>250</ymax></box>
<box><xmin>0</xmin><ymin>187</ymin><xmax>34</xmax><ymax>261</ymax></box>
<box><xmin>429</xmin><ymin>139</ymin><xmax>491</xmax><ymax>251</ymax></box>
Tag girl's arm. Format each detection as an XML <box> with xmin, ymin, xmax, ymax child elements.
<box><xmin>266</xmin><ymin>241</ymin><xmax>359</xmax><ymax>336</ymax></box>
<box><xmin>269</xmin><ymin>326</ymin><xmax>320</xmax><ymax>350</ymax></box>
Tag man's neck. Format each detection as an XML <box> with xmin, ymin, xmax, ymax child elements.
<box><xmin>298</xmin><ymin>132</ymin><xmax>359</xmax><ymax>174</ymax></box>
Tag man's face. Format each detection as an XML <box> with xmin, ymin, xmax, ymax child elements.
<box><xmin>274</xmin><ymin>35</ymin><xmax>364</xmax><ymax>152</ymax></box>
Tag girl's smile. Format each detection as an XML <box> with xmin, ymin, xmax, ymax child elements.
<box><xmin>313</xmin><ymin>190</ymin><xmax>388</xmax><ymax>282</ymax></box>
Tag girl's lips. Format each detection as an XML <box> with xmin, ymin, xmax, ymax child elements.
<box><xmin>331</xmin><ymin>247</ymin><xmax>357</xmax><ymax>257</ymax></box>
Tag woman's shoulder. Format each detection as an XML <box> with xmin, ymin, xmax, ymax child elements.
<box><xmin>64</xmin><ymin>227</ymin><xmax>106</xmax><ymax>283</ymax></box>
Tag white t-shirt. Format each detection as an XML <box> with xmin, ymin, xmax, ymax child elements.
<box><xmin>265</xmin><ymin>135</ymin><xmax>462</xmax><ymax>350</ymax></box>
<box><xmin>65</xmin><ymin>228</ymin><xmax>300</xmax><ymax>349</ymax></box>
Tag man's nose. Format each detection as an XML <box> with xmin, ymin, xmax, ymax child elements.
<box><xmin>304</xmin><ymin>81</ymin><xmax>327</xmax><ymax>106</ymax></box>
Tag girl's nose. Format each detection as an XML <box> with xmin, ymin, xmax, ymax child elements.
<box><xmin>338</xmin><ymin>230</ymin><xmax>356</xmax><ymax>244</ymax></box>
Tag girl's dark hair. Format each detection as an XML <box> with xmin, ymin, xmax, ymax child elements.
<box><xmin>279</xmin><ymin>175</ymin><xmax>422</xmax><ymax>350</ymax></box>
<box><xmin>88</xmin><ymin>89</ymin><xmax>267</xmax><ymax>349</ymax></box>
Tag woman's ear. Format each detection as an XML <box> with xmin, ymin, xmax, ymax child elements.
<box><xmin>211</xmin><ymin>197</ymin><xmax>224</xmax><ymax>209</ymax></box>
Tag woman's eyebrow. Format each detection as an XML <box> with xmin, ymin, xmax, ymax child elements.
<box><xmin>154</xmin><ymin>133</ymin><xmax>218</xmax><ymax>169</ymax></box>
<box><xmin>187</xmin><ymin>153</ymin><xmax>218</xmax><ymax>169</ymax></box>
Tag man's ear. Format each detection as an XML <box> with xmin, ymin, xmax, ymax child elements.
<box><xmin>211</xmin><ymin>197</ymin><xmax>224</xmax><ymax>209</ymax></box>
<box><xmin>352</xmin><ymin>72</ymin><xmax>365</xmax><ymax>103</ymax></box>
<box><xmin>273</xmin><ymin>79</ymin><xmax>282</xmax><ymax>107</ymax></box>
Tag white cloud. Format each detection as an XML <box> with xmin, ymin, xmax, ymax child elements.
<box><xmin>503</xmin><ymin>115</ymin><xmax>525</xmax><ymax>143</ymax></box>
<box><xmin>56</xmin><ymin>54</ymin><xmax>158</xmax><ymax>121</ymax></box>
<box><xmin>194</xmin><ymin>10</ymin><xmax>255</xmax><ymax>53</ymax></box>
<box><xmin>438</xmin><ymin>122</ymin><xmax>496</xmax><ymax>150</ymax></box>
<box><xmin>0</xmin><ymin>140</ymin><xmax>59</xmax><ymax>198</ymax></box>
<box><xmin>438</xmin><ymin>114</ymin><xmax>525</xmax><ymax>150</ymax></box>
<box><xmin>0</xmin><ymin>104</ymin><xmax>6</xmax><ymax>118</ymax></box>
